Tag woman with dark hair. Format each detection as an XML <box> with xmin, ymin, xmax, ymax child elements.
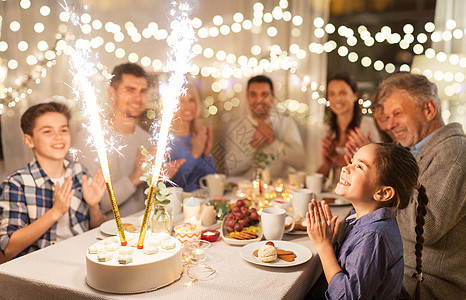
<box><xmin>316</xmin><ymin>72</ymin><xmax>380</xmax><ymax>189</ymax></box>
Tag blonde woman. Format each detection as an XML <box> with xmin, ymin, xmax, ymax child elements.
<box><xmin>168</xmin><ymin>84</ymin><xmax>216</xmax><ymax>192</ymax></box>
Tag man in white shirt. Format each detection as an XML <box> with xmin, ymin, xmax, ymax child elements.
<box><xmin>72</xmin><ymin>63</ymin><xmax>184</xmax><ymax>218</ymax></box>
<box><xmin>222</xmin><ymin>75</ymin><xmax>305</xmax><ymax>179</ymax></box>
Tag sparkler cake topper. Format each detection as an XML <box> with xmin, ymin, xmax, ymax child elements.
<box><xmin>63</xmin><ymin>1</ymin><xmax>127</xmax><ymax>246</ymax></box>
<box><xmin>137</xmin><ymin>1</ymin><xmax>196</xmax><ymax>249</ymax></box>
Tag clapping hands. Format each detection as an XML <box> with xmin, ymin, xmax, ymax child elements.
<box><xmin>251</xmin><ymin>119</ymin><xmax>274</xmax><ymax>148</ymax></box>
<box><xmin>191</xmin><ymin>125</ymin><xmax>213</xmax><ymax>158</ymax></box>
<box><xmin>321</xmin><ymin>136</ymin><xmax>336</xmax><ymax>162</ymax></box>
<box><xmin>52</xmin><ymin>176</ymin><xmax>74</xmax><ymax>217</ymax></box>
<box><xmin>306</xmin><ymin>199</ymin><xmax>343</xmax><ymax>250</ymax></box>
<box><xmin>163</xmin><ymin>158</ymin><xmax>186</xmax><ymax>179</ymax></box>
<box><xmin>321</xmin><ymin>135</ymin><xmax>347</xmax><ymax>168</ymax></box>
<box><xmin>82</xmin><ymin>168</ymin><xmax>106</xmax><ymax>207</ymax></box>
<box><xmin>344</xmin><ymin>127</ymin><xmax>372</xmax><ymax>164</ymax></box>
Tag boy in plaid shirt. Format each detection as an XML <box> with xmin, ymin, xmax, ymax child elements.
<box><xmin>0</xmin><ymin>102</ymin><xmax>107</xmax><ymax>259</ymax></box>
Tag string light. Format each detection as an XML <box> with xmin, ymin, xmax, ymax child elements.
<box><xmin>1</xmin><ymin>35</ymin><xmax>68</xmax><ymax>111</ymax></box>
<box><xmin>1</xmin><ymin>1</ymin><xmax>464</xmax><ymax>119</ymax></box>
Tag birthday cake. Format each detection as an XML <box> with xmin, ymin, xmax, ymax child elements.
<box><xmin>86</xmin><ymin>233</ymin><xmax>182</xmax><ymax>294</ymax></box>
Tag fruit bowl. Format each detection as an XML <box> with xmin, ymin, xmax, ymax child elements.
<box><xmin>221</xmin><ymin>219</ymin><xmax>262</xmax><ymax>246</ymax></box>
<box><xmin>220</xmin><ymin>198</ymin><xmax>263</xmax><ymax>246</ymax></box>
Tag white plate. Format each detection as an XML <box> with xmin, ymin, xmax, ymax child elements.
<box><xmin>317</xmin><ymin>192</ymin><xmax>351</xmax><ymax>206</ymax></box>
<box><xmin>287</xmin><ymin>229</ymin><xmax>308</xmax><ymax>235</ymax></box>
<box><xmin>240</xmin><ymin>240</ymin><xmax>312</xmax><ymax>267</ymax></box>
<box><xmin>285</xmin><ymin>220</ymin><xmax>308</xmax><ymax>235</ymax></box>
<box><xmin>99</xmin><ymin>217</ymin><xmax>140</xmax><ymax>235</ymax></box>
<box><xmin>222</xmin><ymin>233</ymin><xmax>262</xmax><ymax>246</ymax></box>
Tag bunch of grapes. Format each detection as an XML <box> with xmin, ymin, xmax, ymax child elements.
<box><xmin>225</xmin><ymin>199</ymin><xmax>259</xmax><ymax>233</ymax></box>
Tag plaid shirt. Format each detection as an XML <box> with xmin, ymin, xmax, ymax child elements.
<box><xmin>0</xmin><ymin>159</ymin><xmax>91</xmax><ymax>258</ymax></box>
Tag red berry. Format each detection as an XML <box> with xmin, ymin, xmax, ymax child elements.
<box><xmin>234</xmin><ymin>223</ymin><xmax>243</xmax><ymax>232</ymax></box>
<box><xmin>238</xmin><ymin>218</ymin><xmax>249</xmax><ymax>227</ymax></box>
<box><xmin>266</xmin><ymin>241</ymin><xmax>275</xmax><ymax>247</ymax></box>
<box><xmin>225</xmin><ymin>219</ymin><xmax>236</xmax><ymax>228</ymax></box>
<box><xmin>240</xmin><ymin>206</ymin><xmax>249</xmax><ymax>216</ymax></box>
<box><xmin>234</xmin><ymin>212</ymin><xmax>243</xmax><ymax>219</ymax></box>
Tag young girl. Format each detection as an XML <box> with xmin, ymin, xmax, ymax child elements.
<box><xmin>307</xmin><ymin>143</ymin><xmax>428</xmax><ymax>299</ymax></box>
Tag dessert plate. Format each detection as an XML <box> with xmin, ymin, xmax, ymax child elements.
<box><xmin>285</xmin><ymin>216</ymin><xmax>308</xmax><ymax>235</ymax></box>
<box><xmin>240</xmin><ymin>240</ymin><xmax>312</xmax><ymax>267</ymax></box>
<box><xmin>99</xmin><ymin>217</ymin><xmax>140</xmax><ymax>235</ymax></box>
<box><xmin>317</xmin><ymin>192</ymin><xmax>351</xmax><ymax>206</ymax></box>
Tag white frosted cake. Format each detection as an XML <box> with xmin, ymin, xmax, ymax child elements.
<box><xmin>86</xmin><ymin>232</ymin><xmax>182</xmax><ymax>294</ymax></box>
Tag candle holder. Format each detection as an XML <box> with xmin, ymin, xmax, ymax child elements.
<box><xmin>105</xmin><ymin>181</ymin><xmax>127</xmax><ymax>246</ymax></box>
<box><xmin>137</xmin><ymin>185</ymin><xmax>156</xmax><ymax>249</ymax></box>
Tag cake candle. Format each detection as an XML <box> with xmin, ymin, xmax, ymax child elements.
<box><xmin>137</xmin><ymin>185</ymin><xmax>156</xmax><ymax>249</ymax></box>
<box><xmin>64</xmin><ymin>4</ymin><xmax>127</xmax><ymax>246</ymax></box>
<box><xmin>105</xmin><ymin>181</ymin><xmax>127</xmax><ymax>246</ymax></box>
<box><xmin>137</xmin><ymin>2</ymin><xmax>195</xmax><ymax>249</ymax></box>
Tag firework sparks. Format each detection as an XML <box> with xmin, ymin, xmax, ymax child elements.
<box><xmin>63</xmin><ymin>2</ymin><xmax>127</xmax><ymax>246</ymax></box>
<box><xmin>137</xmin><ymin>2</ymin><xmax>196</xmax><ymax>248</ymax></box>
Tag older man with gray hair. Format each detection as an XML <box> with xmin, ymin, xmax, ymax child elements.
<box><xmin>378</xmin><ymin>72</ymin><xmax>465</xmax><ymax>299</ymax></box>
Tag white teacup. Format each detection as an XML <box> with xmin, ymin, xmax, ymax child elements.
<box><xmin>199</xmin><ymin>174</ymin><xmax>226</xmax><ymax>198</ymax></box>
<box><xmin>165</xmin><ymin>187</ymin><xmax>183</xmax><ymax>215</ymax></box>
<box><xmin>306</xmin><ymin>173</ymin><xmax>324</xmax><ymax>194</ymax></box>
<box><xmin>292</xmin><ymin>188</ymin><xmax>315</xmax><ymax>218</ymax></box>
<box><xmin>271</xmin><ymin>199</ymin><xmax>291</xmax><ymax>210</ymax></box>
<box><xmin>261</xmin><ymin>207</ymin><xmax>295</xmax><ymax>240</ymax></box>
<box><xmin>288</xmin><ymin>172</ymin><xmax>306</xmax><ymax>187</ymax></box>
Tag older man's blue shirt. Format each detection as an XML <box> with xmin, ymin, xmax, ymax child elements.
<box><xmin>326</xmin><ymin>208</ymin><xmax>403</xmax><ymax>299</ymax></box>
<box><xmin>410</xmin><ymin>130</ymin><xmax>436</xmax><ymax>158</ymax></box>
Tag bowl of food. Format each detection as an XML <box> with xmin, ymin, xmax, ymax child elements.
<box><xmin>174</xmin><ymin>223</ymin><xmax>202</xmax><ymax>247</ymax></box>
<box><xmin>221</xmin><ymin>199</ymin><xmax>262</xmax><ymax>246</ymax></box>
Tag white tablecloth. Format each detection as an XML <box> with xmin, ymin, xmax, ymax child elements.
<box><xmin>0</xmin><ymin>206</ymin><xmax>351</xmax><ymax>300</ymax></box>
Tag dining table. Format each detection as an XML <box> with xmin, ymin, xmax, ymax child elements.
<box><xmin>0</xmin><ymin>198</ymin><xmax>352</xmax><ymax>300</ymax></box>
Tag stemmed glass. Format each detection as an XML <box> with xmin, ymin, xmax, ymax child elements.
<box><xmin>182</xmin><ymin>240</ymin><xmax>211</xmax><ymax>265</ymax></box>
<box><xmin>182</xmin><ymin>240</ymin><xmax>216</xmax><ymax>284</ymax></box>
